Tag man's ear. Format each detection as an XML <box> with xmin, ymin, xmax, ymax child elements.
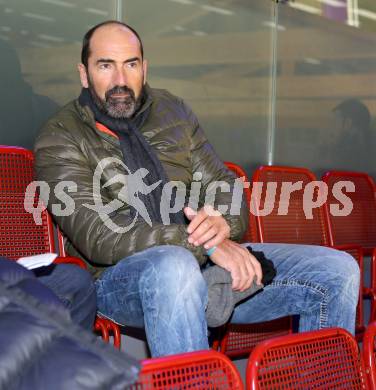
<box><xmin>77</xmin><ymin>63</ymin><xmax>89</xmax><ymax>88</ymax></box>
<box><xmin>142</xmin><ymin>59</ymin><xmax>148</xmax><ymax>84</ymax></box>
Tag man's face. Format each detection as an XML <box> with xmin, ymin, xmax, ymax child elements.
<box><xmin>78</xmin><ymin>24</ymin><xmax>147</xmax><ymax>119</ymax></box>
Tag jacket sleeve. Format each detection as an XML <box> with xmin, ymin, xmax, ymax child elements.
<box><xmin>183</xmin><ymin>102</ymin><xmax>249</xmax><ymax>242</ymax></box>
<box><xmin>35</xmin><ymin>119</ymin><xmax>208</xmax><ymax>266</ymax></box>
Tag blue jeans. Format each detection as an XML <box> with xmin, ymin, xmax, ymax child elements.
<box><xmin>36</xmin><ymin>263</ymin><xmax>97</xmax><ymax>330</ymax></box>
<box><xmin>96</xmin><ymin>246</ymin><xmax>208</xmax><ymax>356</ymax></box>
<box><xmin>96</xmin><ymin>243</ymin><xmax>359</xmax><ymax>357</ymax></box>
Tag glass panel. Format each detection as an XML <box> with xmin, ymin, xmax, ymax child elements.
<box><xmin>123</xmin><ymin>0</ymin><xmax>274</xmax><ymax>175</ymax></box>
<box><xmin>275</xmin><ymin>1</ymin><xmax>376</xmax><ymax>177</ymax></box>
<box><xmin>0</xmin><ymin>0</ymin><xmax>117</xmax><ymax>149</ymax></box>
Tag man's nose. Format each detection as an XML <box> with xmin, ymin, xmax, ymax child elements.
<box><xmin>113</xmin><ymin>68</ymin><xmax>127</xmax><ymax>86</ymax></box>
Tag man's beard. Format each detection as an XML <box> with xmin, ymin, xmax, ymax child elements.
<box><xmin>88</xmin><ymin>77</ymin><xmax>144</xmax><ymax>119</ymax></box>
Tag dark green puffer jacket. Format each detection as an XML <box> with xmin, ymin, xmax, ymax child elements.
<box><xmin>35</xmin><ymin>85</ymin><xmax>248</xmax><ymax>278</ymax></box>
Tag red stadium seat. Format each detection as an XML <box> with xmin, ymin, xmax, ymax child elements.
<box><xmin>252</xmin><ymin>165</ymin><xmax>329</xmax><ymax>245</ymax></box>
<box><xmin>322</xmin><ymin>171</ymin><xmax>376</xmax><ymax>252</ymax></box>
<box><xmin>0</xmin><ymin>145</ymin><xmax>121</xmax><ymax>348</ymax></box>
<box><xmin>216</xmin><ymin>319</ymin><xmax>292</xmax><ymax>359</ymax></box>
<box><xmin>363</xmin><ymin>321</ymin><xmax>376</xmax><ymax>389</ymax></box>
<box><xmin>247</xmin><ymin>328</ymin><xmax>369</xmax><ymax>389</ymax></box>
<box><xmin>224</xmin><ymin>161</ymin><xmax>257</xmax><ymax>243</ymax></box>
<box><xmin>128</xmin><ymin>350</ymin><xmax>244</xmax><ymax>389</ymax></box>
<box><xmin>323</xmin><ymin>171</ymin><xmax>376</xmax><ymax>323</ymax></box>
<box><xmin>251</xmin><ymin>165</ymin><xmax>365</xmax><ymax>339</ymax></box>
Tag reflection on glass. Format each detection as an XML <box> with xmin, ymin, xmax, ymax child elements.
<box><xmin>275</xmin><ymin>2</ymin><xmax>376</xmax><ymax>177</ymax></box>
<box><xmin>0</xmin><ymin>0</ymin><xmax>116</xmax><ymax>148</ymax></box>
<box><xmin>288</xmin><ymin>0</ymin><xmax>376</xmax><ymax>32</ymax></box>
<box><xmin>1</xmin><ymin>0</ymin><xmax>374</xmax><ymax>177</ymax></box>
<box><xmin>124</xmin><ymin>0</ymin><xmax>274</xmax><ymax>174</ymax></box>
<box><xmin>0</xmin><ymin>40</ymin><xmax>58</xmax><ymax>149</ymax></box>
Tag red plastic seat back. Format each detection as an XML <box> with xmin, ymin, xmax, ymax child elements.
<box><xmin>322</xmin><ymin>171</ymin><xmax>376</xmax><ymax>250</ymax></box>
<box><xmin>224</xmin><ymin>161</ymin><xmax>257</xmax><ymax>243</ymax></box>
<box><xmin>218</xmin><ymin>318</ymin><xmax>292</xmax><ymax>359</ymax></box>
<box><xmin>128</xmin><ymin>350</ymin><xmax>244</xmax><ymax>389</ymax></box>
<box><xmin>0</xmin><ymin>147</ymin><xmax>122</xmax><ymax>348</ymax></box>
<box><xmin>247</xmin><ymin>328</ymin><xmax>369</xmax><ymax>389</ymax></box>
<box><xmin>252</xmin><ymin>165</ymin><xmax>329</xmax><ymax>245</ymax></box>
<box><xmin>0</xmin><ymin>146</ymin><xmax>54</xmax><ymax>258</ymax></box>
<box><xmin>363</xmin><ymin>321</ymin><xmax>376</xmax><ymax>389</ymax></box>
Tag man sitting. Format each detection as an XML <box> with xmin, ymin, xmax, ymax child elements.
<box><xmin>35</xmin><ymin>21</ymin><xmax>360</xmax><ymax>357</ymax></box>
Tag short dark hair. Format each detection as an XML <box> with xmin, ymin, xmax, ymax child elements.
<box><xmin>81</xmin><ymin>20</ymin><xmax>144</xmax><ymax>68</ymax></box>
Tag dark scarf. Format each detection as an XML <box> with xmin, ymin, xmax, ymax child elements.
<box><xmin>79</xmin><ymin>87</ymin><xmax>185</xmax><ymax>226</ymax></box>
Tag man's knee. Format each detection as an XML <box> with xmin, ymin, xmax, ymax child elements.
<box><xmin>140</xmin><ymin>246</ymin><xmax>207</xmax><ymax>297</ymax></box>
<box><xmin>319</xmin><ymin>247</ymin><xmax>359</xmax><ymax>275</ymax></box>
<box><xmin>311</xmin><ymin>247</ymin><xmax>360</xmax><ymax>293</ymax></box>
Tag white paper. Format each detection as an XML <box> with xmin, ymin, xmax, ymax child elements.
<box><xmin>17</xmin><ymin>253</ymin><xmax>58</xmax><ymax>270</ymax></box>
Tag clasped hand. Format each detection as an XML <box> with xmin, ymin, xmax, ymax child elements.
<box><xmin>184</xmin><ymin>206</ymin><xmax>262</xmax><ymax>291</ymax></box>
<box><xmin>184</xmin><ymin>205</ymin><xmax>230</xmax><ymax>250</ymax></box>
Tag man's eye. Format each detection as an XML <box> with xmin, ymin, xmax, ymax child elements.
<box><xmin>99</xmin><ymin>63</ymin><xmax>111</xmax><ymax>70</ymax></box>
<box><xmin>127</xmin><ymin>62</ymin><xmax>137</xmax><ymax>68</ymax></box>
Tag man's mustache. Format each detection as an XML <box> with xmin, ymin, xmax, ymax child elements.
<box><xmin>105</xmin><ymin>86</ymin><xmax>135</xmax><ymax>101</ymax></box>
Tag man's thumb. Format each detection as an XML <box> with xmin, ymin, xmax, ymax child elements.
<box><xmin>184</xmin><ymin>206</ymin><xmax>196</xmax><ymax>221</ymax></box>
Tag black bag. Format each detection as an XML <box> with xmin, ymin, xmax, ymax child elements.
<box><xmin>246</xmin><ymin>246</ymin><xmax>276</xmax><ymax>285</ymax></box>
